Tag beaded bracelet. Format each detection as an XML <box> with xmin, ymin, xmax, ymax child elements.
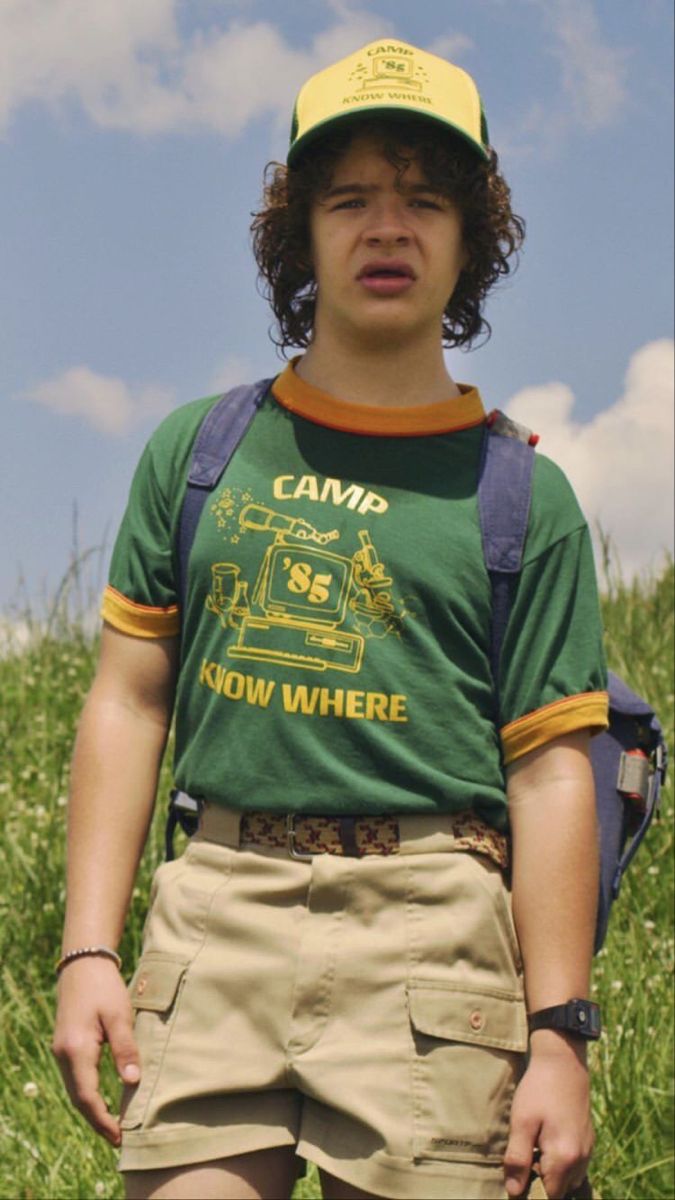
<box><xmin>56</xmin><ymin>946</ymin><xmax>122</xmax><ymax>976</ymax></box>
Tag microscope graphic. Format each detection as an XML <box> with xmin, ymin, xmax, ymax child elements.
<box><xmin>206</xmin><ymin>503</ymin><xmax>401</xmax><ymax>674</ymax></box>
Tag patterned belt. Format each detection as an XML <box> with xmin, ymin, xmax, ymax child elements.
<box><xmin>237</xmin><ymin>810</ymin><xmax>509</xmax><ymax>869</ymax></box>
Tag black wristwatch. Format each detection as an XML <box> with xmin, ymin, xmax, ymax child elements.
<box><xmin>527</xmin><ymin>999</ymin><xmax>601</xmax><ymax>1040</ymax></box>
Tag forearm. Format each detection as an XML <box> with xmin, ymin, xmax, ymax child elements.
<box><xmin>61</xmin><ymin>684</ymin><xmax>171</xmax><ymax>953</ymax></box>
<box><xmin>503</xmin><ymin>733</ymin><xmax>598</xmax><ymax>1196</ymax></box>
<box><xmin>507</xmin><ymin>732</ymin><xmax>598</xmax><ymax>1022</ymax></box>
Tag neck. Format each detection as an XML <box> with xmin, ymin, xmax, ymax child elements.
<box><xmin>296</xmin><ymin>325</ymin><xmax>462</xmax><ymax>407</ymax></box>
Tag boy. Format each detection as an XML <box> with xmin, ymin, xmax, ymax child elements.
<box><xmin>53</xmin><ymin>40</ymin><xmax>608</xmax><ymax>1200</ymax></box>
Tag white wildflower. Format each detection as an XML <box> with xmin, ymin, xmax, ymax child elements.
<box><xmin>23</xmin><ymin>1081</ymin><xmax>38</xmax><ymax>1098</ymax></box>
<box><xmin>611</xmin><ymin>980</ymin><xmax>623</xmax><ymax>991</ymax></box>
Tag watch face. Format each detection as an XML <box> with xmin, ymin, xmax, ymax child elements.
<box><xmin>572</xmin><ymin>1001</ymin><xmax>601</xmax><ymax>1038</ymax></box>
<box><xmin>574</xmin><ymin>1002</ymin><xmax>590</xmax><ymax>1028</ymax></box>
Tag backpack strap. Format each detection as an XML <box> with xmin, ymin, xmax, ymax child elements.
<box><xmin>478</xmin><ymin>410</ymin><xmax>537</xmax><ymax>722</ymax></box>
<box><xmin>592</xmin><ymin>669</ymin><xmax>668</xmax><ymax>949</ymax></box>
<box><xmin>176</xmin><ymin>378</ymin><xmax>274</xmax><ymax>620</ymax></box>
<box><xmin>606</xmin><ymin>671</ymin><xmax>667</xmax><ymax>889</ymax></box>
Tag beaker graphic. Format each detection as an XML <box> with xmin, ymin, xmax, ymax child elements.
<box><xmin>206</xmin><ymin>562</ymin><xmax>250</xmax><ymax>627</ymax></box>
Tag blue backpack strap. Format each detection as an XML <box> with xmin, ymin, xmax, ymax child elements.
<box><xmin>176</xmin><ymin>377</ymin><xmax>274</xmax><ymax>619</ymax></box>
<box><xmin>477</xmin><ymin>410</ymin><xmax>537</xmax><ymax>721</ymax></box>
<box><xmin>478</xmin><ymin>412</ymin><xmax>667</xmax><ymax>952</ymax></box>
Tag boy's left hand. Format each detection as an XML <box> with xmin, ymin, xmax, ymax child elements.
<box><xmin>503</xmin><ymin>1034</ymin><xmax>594</xmax><ymax>1199</ymax></box>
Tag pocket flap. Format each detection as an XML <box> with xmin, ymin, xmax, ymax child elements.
<box><xmin>408</xmin><ymin>980</ymin><xmax>527</xmax><ymax>1052</ymax></box>
<box><xmin>128</xmin><ymin>953</ymin><xmax>189</xmax><ymax>1013</ymax></box>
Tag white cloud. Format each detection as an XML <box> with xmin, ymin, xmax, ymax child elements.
<box><xmin>0</xmin><ymin>0</ymin><xmax>185</xmax><ymax>134</ymax></box>
<box><xmin>21</xmin><ymin>354</ymin><xmax>283</xmax><ymax>434</ymax></box>
<box><xmin>206</xmin><ymin>354</ymin><xmax>259</xmax><ymax>394</ymax></box>
<box><xmin>500</xmin><ymin>0</ymin><xmax>629</xmax><ymax>158</ymax></box>
<box><xmin>0</xmin><ymin>0</ymin><xmax>391</xmax><ymax>137</ymax></box>
<box><xmin>24</xmin><ymin>366</ymin><xmax>174</xmax><ymax>435</ymax></box>
<box><xmin>179</xmin><ymin>22</ymin><xmax>306</xmax><ymax>139</ymax></box>
<box><xmin>425</xmin><ymin>33</ymin><xmax>474</xmax><ymax>62</ymax></box>
<box><xmin>505</xmin><ymin>340</ymin><xmax>674</xmax><ymax>577</ymax></box>
<box><xmin>545</xmin><ymin>0</ymin><xmax>629</xmax><ymax>130</ymax></box>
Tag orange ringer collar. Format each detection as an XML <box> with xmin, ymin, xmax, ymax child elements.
<box><xmin>271</xmin><ymin>359</ymin><xmax>486</xmax><ymax>437</ymax></box>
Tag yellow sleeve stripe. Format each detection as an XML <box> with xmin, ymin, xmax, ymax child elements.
<box><xmin>100</xmin><ymin>585</ymin><xmax>180</xmax><ymax>638</ymax></box>
<box><xmin>501</xmin><ymin>691</ymin><xmax>609</xmax><ymax>765</ymax></box>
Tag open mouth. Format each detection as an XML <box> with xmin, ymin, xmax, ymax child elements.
<box><xmin>358</xmin><ymin>262</ymin><xmax>416</xmax><ymax>281</ymax></box>
<box><xmin>357</xmin><ymin>262</ymin><xmax>417</xmax><ymax>294</ymax></box>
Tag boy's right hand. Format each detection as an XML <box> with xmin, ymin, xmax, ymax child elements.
<box><xmin>52</xmin><ymin>957</ymin><xmax>140</xmax><ymax>1146</ymax></box>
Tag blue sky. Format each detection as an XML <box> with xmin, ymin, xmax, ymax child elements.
<box><xmin>2</xmin><ymin>0</ymin><xmax>673</xmax><ymax>625</ymax></box>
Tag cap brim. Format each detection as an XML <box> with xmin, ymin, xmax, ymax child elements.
<box><xmin>287</xmin><ymin>107</ymin><xmax>489</xmax><ymax>168</ymax></box>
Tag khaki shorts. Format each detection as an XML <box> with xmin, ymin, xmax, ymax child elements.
<box><xmin>119</xmin><ymin>807</ymin><xmax>527</xmax><ymax>1199</ymax></box>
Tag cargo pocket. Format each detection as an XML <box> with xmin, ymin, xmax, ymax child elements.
<box><xmin>407</xmin><ymin>979</ymin><xmax>527</xmax><ymax>1165</ymax></box>
<box><xmin>120</xmin><ymin>952</ymin><xmax>190</xmax><ymax>1131</ymax></box>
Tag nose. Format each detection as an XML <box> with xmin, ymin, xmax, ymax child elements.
<box><xmin>362</xmin><ymin>197</ymin><xmax>411</xmax><ymax>246</ymax></box>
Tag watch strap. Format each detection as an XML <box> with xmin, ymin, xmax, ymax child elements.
<box><xmin>527</xmin><ymin>999</ymin><xmax>601</xmax><ymax>1040</ymax></box>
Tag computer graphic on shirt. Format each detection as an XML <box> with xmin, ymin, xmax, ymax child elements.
<box><xmin>205</xmin><ymin>483</ymin><xmax>414</xmax><ymax>675</ymax></box>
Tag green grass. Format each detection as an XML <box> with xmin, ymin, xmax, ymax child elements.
<box><xmin>0</xmin><ymin>563</ymin><xmax>672</xmax><ymax>1200</ymax></box>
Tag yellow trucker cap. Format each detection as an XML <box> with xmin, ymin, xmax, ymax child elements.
<box><xmin>288</xmin><ymin>39</ymin><xmax>490</xmax><ymax>166</ymax></box>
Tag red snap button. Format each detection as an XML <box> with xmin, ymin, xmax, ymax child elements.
<box><xmin>470</xmin><ymin>1009</ymin><xmax>484</xmax><ymax>1030</ymax></box>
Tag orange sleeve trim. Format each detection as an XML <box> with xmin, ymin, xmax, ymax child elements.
<box><xmin>500</xmin><ymin>692</ymin><xmax>609</xmax><ymax>765</ymax></box>
<box><xmin>272</xmin><ymin>359</ymin><xmax>486</xmax><ymax>437</ymax></box>
<box><xmin>101</xmin><ymin>585</ymin><xmax>180</xmax><ymax>639</ymax></box>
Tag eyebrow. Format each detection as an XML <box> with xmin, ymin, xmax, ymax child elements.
<box><xmin>322</xmin><ymin>182</ymin><xmax>446</xmax><ymax>199</ymax></box>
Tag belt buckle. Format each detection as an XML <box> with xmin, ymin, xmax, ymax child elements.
<box><xmin>286</xmin><ymin>813</ymin><xmax>314</xmax><ymax>861</ymax></box>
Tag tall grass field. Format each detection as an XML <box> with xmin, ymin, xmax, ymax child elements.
<box><xmin>1</xmin><ymin>564</ymin><xmax>673</xmax><ymax>1200</ymax></box>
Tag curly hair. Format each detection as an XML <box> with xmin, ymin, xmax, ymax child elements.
<box><xmin>250</xmin><ymin>116</ymin><xmax>525</xmax><ymax>353</ymax></box>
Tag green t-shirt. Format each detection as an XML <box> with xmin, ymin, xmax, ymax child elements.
<box><xmin>102</xmin><ymin>364</ymin><xmax>608</xmax><ymax>832</ymax></box>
